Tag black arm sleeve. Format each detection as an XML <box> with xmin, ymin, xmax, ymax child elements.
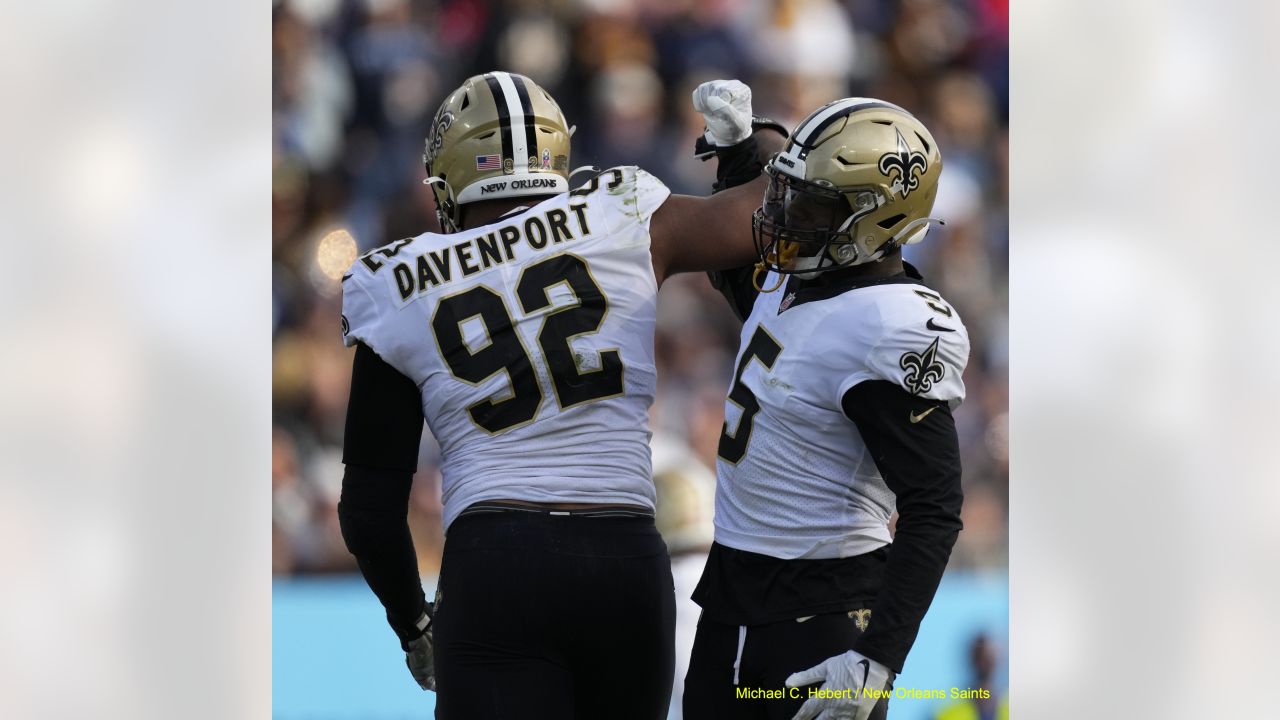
<box><xmin>708</xmin><ymin>265</ymin><xmax>762</xmax><ymax>322</ymax></box>
<box><xmin>337</xmin><ymin>342</ymin><xmax>428</xmax><ymax>649</ymax></box>
<box><xmin>840</xmin><ymin>380</ymin><xmax>964</xmax><ymax>673</ymax></box>
<box><xmin>703</xmin><ymin>138</ymin><xmax>762</xmax><ymax>320</ymax></box>
<box><xmin>340</xmin><ymin>342</ymin><xmax>424</xmax><ymax>472</ymax></box>
<box><xmin>699</xmin><ymin>118</ymin><xmax>790</xmax><ymax>321</ymax></box>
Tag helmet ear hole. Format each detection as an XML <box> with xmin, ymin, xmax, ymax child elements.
<box><xmin>877</xmin><ymin>213</ymin><xmax>907</xmax><ymax>229</ymax></box>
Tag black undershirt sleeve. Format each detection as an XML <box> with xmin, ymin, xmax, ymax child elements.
<box><xmin>708</xmin><ymin>264</ymin><xmax>761</xmax><ymax>322</ymax></box>
<box><xmin>840</xmin><ymin>380</ymin><xmax>964</xmax><ymax>673</ymax></box>
<box><xmin>340</xmin><ymin>342</ymin><xmax>424</xmax><ymax>472</ymax></box>
<box><xmin>337</xmin><ymin>342</ymin><xmax>428</xmax><ymax>649</ymax></box>
<box><xmin>701</xmin><ymin>124</ymin><xmax>787</xmax><ymax>322</ymax></box>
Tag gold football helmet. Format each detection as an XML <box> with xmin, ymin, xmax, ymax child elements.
<box><xmin>753</xmin><ymin>98</ymin><xmax>944</xmax><ymax>282</ymax></box>
<box><xmin>423</xmin><ymin>71</ymin><xmax>572</xmax><ymax>233</ymax></box>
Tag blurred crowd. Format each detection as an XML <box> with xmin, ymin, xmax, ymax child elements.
<box><xmin>272</xmin><ymin>0</ymin><xmax>1008</xmax><ymax>576</ymax></box>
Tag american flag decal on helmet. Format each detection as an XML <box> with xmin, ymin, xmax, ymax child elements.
<box><xmin>475</xmin><ymin>154</ymin><xmax>502</xmax><ymax>171</ymax></box>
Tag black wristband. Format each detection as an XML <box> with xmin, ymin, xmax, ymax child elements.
<box><xmin>693</xmin><ymin>116</ymin><xmax>790</xmax><ymax>158</ymax></box>
<box><xmin>389</xmin><ymin>601</ymin><xmax>431</xmax><ymax>650</ymax></box>
<box><xmin>693</xmin><ymin>115</ymin><xmax>791</xmax><ymax>194</ymax></box>
<box><xmin>710</xmin><ymin>134</ymin><xmax>764</xmax><ymax>193</ymax></box>
<box><xmin>749</xmin><ymin>115</ymin><xmax>789</xmax><ymax>140</ymax></box>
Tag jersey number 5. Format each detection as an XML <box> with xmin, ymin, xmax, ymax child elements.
<box><xmin>430</xmin><ymin>253</ymin><xmax>623</xmax><ymax>434</ymax></box>
<box><xmin>718</xmin><ymin>326</ymin><xmax>783</xmax><ymax>464</ymax></box>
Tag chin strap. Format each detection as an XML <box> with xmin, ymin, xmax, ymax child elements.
<box><xmin>752</xmin><ymin>263</ymin><xmax>786</xmax><ymax>293</ymax></box>
<box><xmin>892</xmin><ymin>216</ymin><xmax>945</xmax><ymax>246</ymax></box>
<box><xmin>752</xmin><ymin>241</ymin><xmax>798</xmax><ymax>292</ymax></box>
<box><xmin>424</xmin><ymin>176</ymin><xmax>459</xmax><ymax>233</ymax></box>
<box><xmin>867</xmin><ymin>216</ymin><xmax>945</xmax><ymax>262</ymax></box>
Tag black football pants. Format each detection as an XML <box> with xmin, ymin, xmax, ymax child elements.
<box><xmin>683</xmin><ymin>611</ymin><xmax>891</xmax><ymax>720</ymax></box>
<box><xmin>433</xmin><ymin>509</ymin><xmax>676</xmax><ymax>719</ymax></box>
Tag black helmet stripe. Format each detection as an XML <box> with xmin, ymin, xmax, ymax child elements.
<box><xmin>482</xmin><ymin>74</ymin><xmax>515</xmax><ymax>168</ymax></box>
<box><xmin>511</xmin><ymin>75</ymin><xmax>540</xmax><ymax>167</ymax></box>
<box><xmin>790</xmin><ymin>99</ymin><xmax>901</xmax><ymax>160</ymax></box>
<box><xmin>489</xmin><ymin>72</ymin><xmax>532</xmax><ymax>172</ymax></box>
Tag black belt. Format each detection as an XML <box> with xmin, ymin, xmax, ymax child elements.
<box><xmin>458</xmin><ymin>500</ymin><xmax>654</xmax><ymax>520</ymax></box>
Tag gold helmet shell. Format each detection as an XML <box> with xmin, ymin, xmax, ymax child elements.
<box><xmin>423</xmin><ymin>71</ymin><xmax>572</xmax><ymax>232</ymax></box>
<box><xmin>753</xmin><ymin>98</ymin><xmax>944</xmax><ymax>279</ymax></box>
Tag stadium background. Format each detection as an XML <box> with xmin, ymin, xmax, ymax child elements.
<box><xmin>271</xmin><ymin>0</ymin><xmax>1007</xmax><ymax>717</ymax></box>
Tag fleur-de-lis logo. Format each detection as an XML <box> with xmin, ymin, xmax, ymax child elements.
<box><xmin>878</xmin><ymin>127</ymin><xmax>928</xmax><ymax>198</ymax></box>
<box><xmin>899</xmin><ymin>337</ymin><xmax>946</xmax><ymax>395</ymax></box>
<box><xmin>423</xmin><ymin>109</ymin><xmax>454</xmax><ymax>167</ymax></box>
<box><xmin>849</xmin><ymin>608</ymin><xmax>872</xmax><ymax>632</ymax></box>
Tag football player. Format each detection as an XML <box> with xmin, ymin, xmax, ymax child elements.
<box><xmin>682</xmin><ymin>94</ymin><xmax>969</xmax><ymax>720</ymax></box>
<box><xmin>336</xmin><ymin>72</ymin><xmax>782</xmax><ymax>720</ymax></box>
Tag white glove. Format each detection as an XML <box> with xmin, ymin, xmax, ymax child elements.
<box><xmin>691</xmin><ymin>79</ymin><xmax>753</xmax><ymax>147</ymax></box>
<box><xmin>403</xmin><ymin>609</ymin><xmax>436</xmax><ymax>691</ymax></box>
<box><xmin>785</xmin><ymin>650</ymin><xmax>894</xmax><ymax>720</ymax></box>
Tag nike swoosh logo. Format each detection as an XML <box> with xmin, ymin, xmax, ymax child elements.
<box><xmin>341</xmin><ymin>273</ymin><xmax>353</xmax><ymax>282</ymax></box>
<box><xmin>926</xmin><ymin>318</ymin><xmax>954</xmax><ymax>332</ymax></box>
<box><xmin>795</xmin><ymin>615</ymin><xmax>816</xmax><ymax>623</ymax></box>
<box><xmin>909</xmin><ymin>406</ymin><xmax>938</xmax><ymax>424</ymax></box>
<box><xmin>856</xmin><ymin>660</ymin><xmax>870</xmax><ymax>692</ymax></box>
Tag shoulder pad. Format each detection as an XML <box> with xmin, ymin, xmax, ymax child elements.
<box><xmin>866</xmin><ymin>298</ymin><xmax>970</xmax><ymax>402</ymax></box>
<box><xmin>569</xmin><ymin>166</ymin><xmax>670</xmax><ymax>225</ymax></box>
<box><xmin>340</xmin><ymin>236</ymin><xmax>416</xmax><ymax>349</ymax></box>
<box><xmin>340</xmin><ymin>268</ymin><xmax>378</xmax><ymax>349</ymax></box>
<box><xmin>831</xmin><ymin>287</ymin><xmax>971</xmax><ymax>404</ymax></box>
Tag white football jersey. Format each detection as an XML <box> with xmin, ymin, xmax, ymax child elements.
<box><xmin>713</xmin><ymin>270</ymin><xmax>970</xmax><ymax>560</ymax></box>
<box><xmin>341</xmin><ymin>167</ymin><xmax>670</xmax><ymax>529</ymax></box>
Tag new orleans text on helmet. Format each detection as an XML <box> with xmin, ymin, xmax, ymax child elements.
<box><xmin>358</xmin><ymin>201</ymin><xmax>593</xmax><ymax>302</ymax></box>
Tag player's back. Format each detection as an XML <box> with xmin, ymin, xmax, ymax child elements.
<box><xmin>341</xmin><ymin>166</ymin><xmax>670</xmax><ymax>528</ymax></box>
